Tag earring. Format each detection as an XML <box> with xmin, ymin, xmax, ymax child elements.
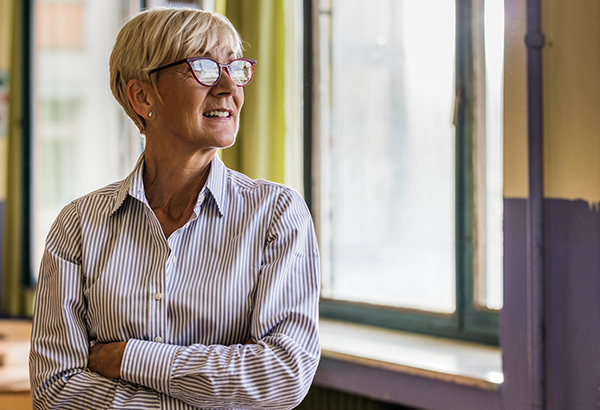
<box><xmin>148</xmin><ymin>112</ymin><xmax>154</xmax><ymax>118</ymax></box>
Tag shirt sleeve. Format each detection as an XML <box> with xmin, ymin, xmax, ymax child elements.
<box><xmin>120</xmin><ymin>187</ymin><xmax>321</xmax><ymax>410</ymax></box>
<box><xmin>29</xmin><ymin>202</ymin><xmax>162</xmax><ymax>410</ymax></box>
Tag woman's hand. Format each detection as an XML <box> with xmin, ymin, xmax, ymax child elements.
<box><xmin>89</xmin><ymin>338</ymin><xmax>252</xmax><ymax>380</ymax></box>
<box><xmin>88</xmin><ymin>341</ymin><xmax>127</xmax><ymax>379</ymax></box>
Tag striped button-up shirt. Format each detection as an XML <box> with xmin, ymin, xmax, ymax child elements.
<box><xmin>29</xmin><ymin>154</ymin><xmax>321</xmax><ymax>410</ymax></box>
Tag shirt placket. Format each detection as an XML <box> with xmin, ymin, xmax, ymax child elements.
<box><xmin>151</xmin><ymin>264</ymin><xmax>167</xmax><ymax>344</ymax></box>
<box><xmin>142</xmin><ymin>205</ymin><xmax>170</xmax><ymax>346</ymax></box>
<box><xmin>146</xmin><ymin>194</ymin><xmax>202</xmax><ymax>346</ymax></box>
<box><xmin>162</xmin><ymin>228</ymin><xmax>185</xmax><ymax>344</ymax></box>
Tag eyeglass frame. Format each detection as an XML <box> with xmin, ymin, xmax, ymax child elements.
<box><xmin>148</xmin><ymin>57</ymin><xmax>257</xmax><ymax>87</ymax></box>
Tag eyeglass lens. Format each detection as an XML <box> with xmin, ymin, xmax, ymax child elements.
<box><xmin>190</xmin><ymin>59</ymin><xmax>254</xmax><ymax>86</ymax></box>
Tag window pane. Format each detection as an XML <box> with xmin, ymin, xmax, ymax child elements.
<box><xmin>474</xmin><ymin>0</ymin><xmax>504</xmax><ymax>310</ymax></box>
<box><xmin>32</xmin><ymin>0</ymin><xmax>141</xmax><ymax>277</ymax></box>
<box><xmin>318</xmin><ymin>0</ymin><xmax>456</xmax><ymax>313</ymax></box>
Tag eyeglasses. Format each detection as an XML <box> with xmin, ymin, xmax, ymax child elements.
<box><xmin>149</xmin><ymin>57</ymin><xmax>257</xmax><ymax>87</ymax></box>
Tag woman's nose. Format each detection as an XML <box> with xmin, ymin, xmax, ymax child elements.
<box><xmin>212</xmin><ymin>68</ymin><xmax>239</xmax><ymax>95</ymax></box>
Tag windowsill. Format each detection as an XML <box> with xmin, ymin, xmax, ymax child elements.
<box><xmin>0</xmin><ymin>319</ymin><xmax>503</xmax><ymax>397</ymax></box>
<box><xmin>319</xmin><ymin>319</ymin><xmax>503</xmax><ymax>391</ymax></box>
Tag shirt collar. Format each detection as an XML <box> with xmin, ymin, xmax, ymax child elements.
<box><xmin>202</xmin><ymin>154</ymin><xmax>228</xmax><ymax>217</ymax></box>
<box><xmin>110</xmin><ymin>154</ymin><xmax>143</xmax><ymax>215</ymax></box>
<box><xmin>110</xmin><ymin>153</ymin><xmax>228</xmax><ymax>217</ymax></box>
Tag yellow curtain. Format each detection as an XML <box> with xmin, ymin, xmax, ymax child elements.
<box><xmin>1</xmin><ymin>0</ymin><xmax>32</xmax><ymax>317</ymax></box>
<box><xmin>218</xmin><ymin>0</ymin><xmax>304</xmax><ymax>193</ymax></box>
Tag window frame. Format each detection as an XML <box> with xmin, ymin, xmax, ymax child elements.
<box><xmin>305</xmin><ymin>0</ymin><xmax>500</xmax><ymax>346</ymax></box>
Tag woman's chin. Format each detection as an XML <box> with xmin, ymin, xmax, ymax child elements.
<box><xmin>214</xmin><ymin>134</ymin><xmax>237</xmax><ymax>150</ymax></box>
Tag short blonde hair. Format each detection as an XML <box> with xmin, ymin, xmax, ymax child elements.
<box><xmin>109</xmin><ymin>7</ymin><xmax>244</xmax><ymax>134</ymax></box>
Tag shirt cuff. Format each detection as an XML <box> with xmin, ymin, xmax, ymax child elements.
<box><xmin>121</xmin><ymin>338</ymin><xmax>180</xmax><ymax>395</ymax></box>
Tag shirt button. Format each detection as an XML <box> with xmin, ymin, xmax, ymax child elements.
<box><xmin>154</xmin><ymin>292</ymin><xmax>163</xmax><ymax>301</ymax></box>
<box><xmin>154</xmin><ymin>336</ymin><xmax>163</xmax><ymax>343</ymax></box>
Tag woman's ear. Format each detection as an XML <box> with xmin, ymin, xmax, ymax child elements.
<box><xmin>126</xmin><ymin>79</ymin><xmax>155</xmax><ymax>119</ymax></box>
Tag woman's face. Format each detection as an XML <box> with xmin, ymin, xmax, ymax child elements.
<box><xmin>148</xmin><ymin>48</ymin><xmax>245</xmax><ymax>153</ymax></box>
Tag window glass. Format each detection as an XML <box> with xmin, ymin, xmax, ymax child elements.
<box><xmin>477</xmin><ymin>0</ymin><xmax>504</xmax><ymax>310</ymax></box>
<box><xmin>318</xmin><ymin>0</ymin><xmax>457</xmax><ymax>313</ymax></box>
<box><xmin>32</xmin><ymin>0</ymin><xmax>141</xmax><ymax>277</ymax></box>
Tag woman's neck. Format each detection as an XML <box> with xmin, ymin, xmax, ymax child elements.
<box><xmin>142</xmin><ymin>144</ymin><xmax>216</xmax><ymax>238</ymax></box>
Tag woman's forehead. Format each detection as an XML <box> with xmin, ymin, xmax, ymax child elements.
<box><xmin>196</xmin><ymin>47</ymin><xmax>238</xmax><ymax>61</ymax></box>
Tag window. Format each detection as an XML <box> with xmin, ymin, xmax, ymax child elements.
<box><xmin>31</xmin><ymin>0</ymin><xmax>142</xmax><ymax>276</ymax></box>
<box><xmin>314</xmin><ymin>0</ymin><xmax>504</xmax><ymax>344</ymax></box>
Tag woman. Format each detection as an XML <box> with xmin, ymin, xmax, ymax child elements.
<box><xmin>29</xmin><ymin>7</ymin><xmax>320</xmax><ymax>410</ymax></box>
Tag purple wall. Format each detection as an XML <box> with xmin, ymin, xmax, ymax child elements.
<box><xmin>544</xmin><ymin>199</ymin><xmax>600</xmax><ymax>408</ymax></box>
<box><xmin>500</xmin><ymin>198</ymin><xmax>530</xmax><ymax>408</ymax></box>
<box><xmin>503</xmin><ymin>197</ymin><xmax>600</xmax><ymax>409</ymax></box>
